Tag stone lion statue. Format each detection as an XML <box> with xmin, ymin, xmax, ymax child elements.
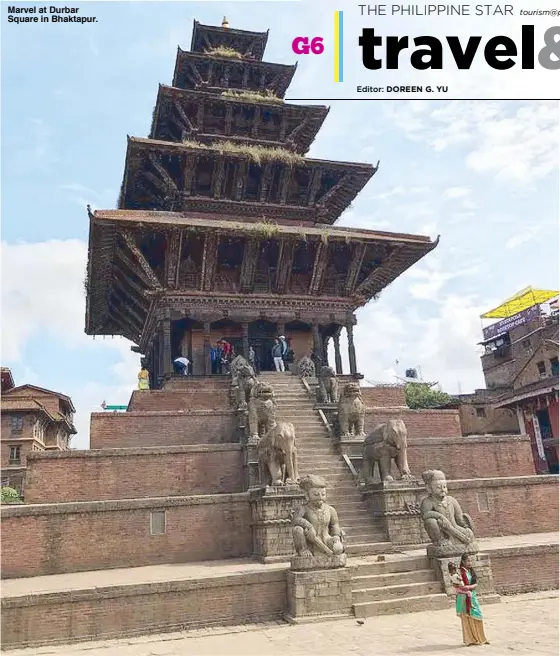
<box><xmin>318</xmin><ymin>366</ymin><xmax>339</xmax><ymax>404</ymax></box>
<box><xmin>359</xmin><ymin>418</ymin><xmax>414</xmax><ymax>484</ymax></box>
<box><xmin>257</xmin><ymin>421</ymin><xmax>298</xmax><ymax>486</ymax></box>
<box><xmin>248</xmin><ymin>381</ymin><xmax>277</xmax><ymax>441</ymax></box>
<box><xmin>230</xmin><ymin>356</ymin><xmax>256</xmax><ymax>410</ymax></box>
<box><xmin>337</xmin><ymin>382</ymin><xmax>365</xmax><ymax>438</ymax></box>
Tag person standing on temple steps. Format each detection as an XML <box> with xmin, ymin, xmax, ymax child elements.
<box><xmin>173</xmin><ymin>356</ymin><xmax>190</xmax><ymax>376</ymax></box>
<box><xmin>272</xmin><ymin>339</ymin><xmax>285</xmax><ymax>372</ymax></box>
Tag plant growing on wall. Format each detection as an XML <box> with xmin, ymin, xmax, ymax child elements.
<box><xmin>205</xmin><ymin>46</ymin><xmax>244</xmax><ymax>59</ymax></box>
<box><xmin>221</xmin><ymin>89</ymin><xmax>283</xmax><ymax>104</ymax></box>
<box><xmin>184</xmin><ymin>140</ymin><xmax>303</xmax><ymax>166</ymax></box>
<box><xmin>1</xmin><ymin>487</ymin><xmax>23</xmax><ymax>504</ymax></box>
<box><xmin>404</xmin><ymin>383</ymin><xmax>458</xmax><ymax>409</ymax></box>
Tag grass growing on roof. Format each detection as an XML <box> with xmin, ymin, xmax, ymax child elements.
<box><xmin>222</xmin><ymin>89</ymin><xmax>284</xmax><ymax>105</ymax></box>
<box><xmin>247</xmin><ymin>219</ymin><xmax>280</xmax><ymax>239</ymax></box>
<box><xmin>205</xmin><ymin>46</ymin><xmax>244</xmax><ymax>59</ymax></box>
<box><xmin>183</xmin><ymin>140</ymin><xmax>303</xmax><ymax>166</ymax></box>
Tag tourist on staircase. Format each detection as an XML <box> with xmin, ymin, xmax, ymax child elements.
<box><xmin>272</xmin><ymin>339</ymin><xmax>285</xmax><ymax>372</ymax></box>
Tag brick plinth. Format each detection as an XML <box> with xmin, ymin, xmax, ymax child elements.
<box><xmin>250</xmin><ymin>486</ymin><xmax>304</xmax><ymax>563</ymax></box>
<box><xmin>363</xmin><ymin>480</ymin><xmax>422</xmax><ymax>546</ymax></box>
<box><xmin>434</xmin><ymin>552</ymin><xmax>498</xmax><ymax>602</ymax></box>
<box><xmin>1</xmin><ymin>493</ymin><xmax>252</xmax><ymax>578</ymax></box>
<box><xmin>90</xmin><ymin>410</ymin><xmax>238</xmax><ymax>449</ymax></box>
<box><xmin>363</xmin><ymin>475</ymin><xmax>558</xmax><ymax>547</ymax></box>
<box><xmin>490</xmin><ymin>543</ymin><xmax>559</xmax><ymax>594</ymax></box>
<box><xmin>286</xmin><ymin>567</ymin><xmax>352</xmax><ymax>622</ymax></box>
<box><xmin>364</xmin><ymin>408</ymin><xmax>462</xmax><ymax>438</ymax></box>
<box><xmin>24</xmin><ymin>444</ymin><xmax>244</xmax><ymax>503</ymax></box>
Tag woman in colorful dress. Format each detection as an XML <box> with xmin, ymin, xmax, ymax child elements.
<box><xmin>450</xmin><ymin>553</ymin><xmax>490</xmax><ymax>646</ymax></box>
<box><xmin>138</xmin><ymin>365</ymin><xmax>150</xmax><ymax>390</ymax></box>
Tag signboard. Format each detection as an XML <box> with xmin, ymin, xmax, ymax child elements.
<box><xmin>482</xmin><ymin>305</ymin><xmax>541</xmax><ymax>341</ymax></box>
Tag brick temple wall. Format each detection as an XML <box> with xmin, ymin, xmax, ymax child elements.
<box><xmin>90</xmin><ymin>410</ymin><xmax>238</xmax><ymax>449</ymax></box>
<box><xmin>490</xmin><ymin>543</ymin><xmax>559</xmax><ymax>594</ymax></box>
<box><xmin>1</xmin><ymin>569</ymin><xmax>287</xmax><ymax>650</ymax></box>
<box><xmin>364</xmin><ymin>408</ymin><xmax>462</xmax><ymax>438</ymax></box>
<box><xmin>360</xmin><ymin>385</ymin><xmax>407</xmax><ymax>407</ymax></box>
<box><xmin>24</xmin><ymin>445</ymin><xmax>244</xmax><ymax>503</ymax></box>
<box><xmin>128</xmin><ymin>388</ymin><xmax>231</xmax><ymax>411</ymax></box>
<box><xmin>1</xmin><ymin>493</ymin><xmax>252</xmax><ymax>578</ymax></box>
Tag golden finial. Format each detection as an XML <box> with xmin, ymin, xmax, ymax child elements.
<box><xmin>221</xmin><ymin>16</ymin><xmax>229</xmax><ymax>28</ymax></box>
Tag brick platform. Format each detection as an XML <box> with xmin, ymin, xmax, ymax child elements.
<box><xmin>364</xmin><ymin>408</ymin><xmax>462</xmax><ymax>438</ymax></box>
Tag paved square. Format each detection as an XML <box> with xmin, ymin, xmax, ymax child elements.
<box><xmin>9</xmin><ymin>591</ymin><xmax>558</xmax><ymax>656</ymax></box>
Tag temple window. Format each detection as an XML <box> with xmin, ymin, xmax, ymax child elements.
<box><xmin>8</xmin><ymin>445</ymin><xmax>21</xmax><ymax>465</ymax></box>
<box><xmin>10</xmin><ymin>416</ymin><xmax>23</xmax><ymax>433</ymax></box>
<box><xmin>150</xmin><ymin>510</ymin><xmax>166</xmax><ymax>535</ymax></box>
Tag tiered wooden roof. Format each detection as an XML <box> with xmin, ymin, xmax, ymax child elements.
<box><xmin>85</xmin><ymin>209</ymin><xmax>438</xmax><ymax>341</ymax></box>
<box><xmin>190</xmin><ymin>20</ymin><xmax>269</xmax><ymax>60</ymax></box>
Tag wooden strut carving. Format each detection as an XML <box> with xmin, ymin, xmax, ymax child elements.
<box><xmin>108</xmin><ymin>300</ymin><xmax>142</xmax><ymax>338</ymax></box>
<box><xmin>115</xmin><ymin>247</ymin><xmax>155</xmax><ymax>292</ymax></box>
<box><xmin>212</xmin><ymin>159</ymin><xmax>225</xmax><ymax>199</ymax></box>
<box><xmin>274</xmin><ymin>239</ymin><xmax>295</xmax><ymax>293</ymax></box>
<box><xmin>344</xmin><ymin>243</ymin><xmax>367</xmax><ymax>296</ymax></box>
<box><xmin>306</xmin><ymin>168</ymin><xmax>323</xmax><ymax>206</ymax></box>
<box><xmin>183</xmin><ymin>154</ymin><xmax>198</xmax><ymax>197</ymax></box>
<box><xmin>316</xmin><ymin>173</ymin><xmax>347</xmax><ymax>211</ymax></box>
<box><xmin>354</xmin><ymin>246</ymin><xmax>404</xmax><ymax>297</ymax></box>
<box><xmin>259</xmin><ymin>163</ymin><xmax>274</xmax><ymax>202</ymax></box>
<box><xmin>148</xmin><ymin>153</ymin><xmax>178</xmax><ymax>192</ymax></box>
<box><xmin>188</xmin><ymin>62</ymin><xmax>205</xmax><ymax>86</ymax></box>
<box><xmin>121</xmin><ymin>231</ymin><xmax>162</xmax><ymax>290</ymax></box>
<box><xmin>165</xmin><ymin>229</ymin><xmax>183</xmax><ymax>288</ymax></box>
<box><xmin>309</xmin><ymin>241</ymin><xmax>329</xmax><ymax>294</ymax></box>
<box><xmin>201</xmin><ymin>233</ymin><xmax>219</xmax><ymax>292</ymax></box>
<box><xmin>172</xmin><ymin>99</ymin><xmax>196</xmax><ymax>136</ymax></box>
<box><xmin>287</xmin><ymin>116</ymin><xmax>311</xmax><ymax>147</ymax></box>
<box><xmin>113</xmin><ymin>272</ymin><xmax>149</xmax><ymax>314</ymax></box>
<box><xmin>239</xmin><ymin>239</ymin><xmax>261</xmax><ymax>293</ymax></box>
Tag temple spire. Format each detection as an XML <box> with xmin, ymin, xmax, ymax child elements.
<box><xmin>221</xmin><ymin>16</ymin><xmax>229</xmax><ymax>28</ymax></box>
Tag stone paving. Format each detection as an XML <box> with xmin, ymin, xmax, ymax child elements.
<box><xmin>8</xmin><ymin>591</ymin><xmax>558</xmax><ymax>656</ymax></box>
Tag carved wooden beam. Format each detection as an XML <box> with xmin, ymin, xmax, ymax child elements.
<box><xmin>173</xmin><ymin>99</ymin><xmax>196</xmax><ymax>134</ymax></box>
<box><xmin>108</xmin><ymin>300</ymin><xmax>143</xmax><ymax>337</ymax></box>
<box><xmin>140</xmin><ymin>170</ymin><xmax>169</xmax><ymax>195</ymax></box>
<box><xmin>189</xmin><ymin>62</ymin><xmax>204</xmax><ymax>86</ymax></box>
<box><xmin>165</xmin><ymin>229</ymin><xmax>183</xmax><ymax>288</ymax></box>
<box><xmin>121</xmin><ymin>231</ymin><xmax>162</xmax><ymax>289</ymax></box>
<box><xmin>225</xmin><ymin>105</ymin><xmax>233</xmax><ymax>135</ymax></box>
<box><xmin>309</xmin><ymin>241</ymin><xmax>329</xmax><ymax>295</ymax></box>
<box><xmin>196</xmin><ymin>100</ymin><xmax>205</xmax><ymax>130</ymax></box>
<box><xmin>316</xmin><ymin>173</ymin><xmax>347</xmax><ymax>210</ymax></box>
<box><xmin>115</xmin><ymin>247</ymin><xmax>156</xmax><ymax>291</ymax></box>
<box><xmin>242</xmin><ymin>67</ymin><xmax>249</xmax><ymax>89</ymax></box>
<box><xmin>183</xmin><ymin>153</ymin><xmax>197</xmax><ymax>196</ymax></box>
<box><xmin>344</xmin><ymin>242</ymin><xmax>367</xmax><ymax>295</ymax></box>
<box><xmin>259</xmin><ymin>163</ymin><xmax>274</xmax><ymax>202</ymax></box>
<box><xmin>354</xmin><ymin>246</ymin><xmax>404</xmax><ymax>297</ymax></box>
<box><xmin>200</xmin><ymin>232</ymin><xmax>219</xmax><ymax>292</ymax></box>
<box><xmin>114</xmin><ymin>268</ymin><xmax>150</xmax><ymax>313</ymax></box>
<box><xmin>234</xmin><ymin>161</ymin><xmax>247</xmax><ymax>201</ymax></box>
<box><xmin>212</xmin><ymin>159</ymin><xmax>225</xmax><ymax>199</ymax></box>
<box><xmin>279</xmin><ymin>166</ymin><xmax>292</xmax><ymax>205</ymax></box>
<box><xmin>251</xmin><ymin>106</ymin><xmax>261</xmax><ymax>138</ymax></box>
<box><xmin>274</xmin><ymin>239</ymin><xmax>295</xmax><ymax>293</ymax></box>
<box><xmin>286</xmin><ymin>116</ymin><xmax>310</xmax><ymax>146</ymax></box>
<box><xmin>239</xmin><ymin>239</ymin><xmax>261</xmax><ymax>293</ymax></box>
<box><xmin>148</xmin><ymin>153</ymin><xmax>178</xmax><ymax>192</ymax></box>
<box><xmin>306</xmin><ymin>168</ymin><xmax>323</xmax><ymax>206</ymax></box>
<box><xmin>111</xmin><ymin>287</ymin><xmax>145</xmax><ymax>328</ymax></box>
<box><xmin>279</xmin><ymin>114</ymin><xmax>287</xmax><ymax>141</ymax></box>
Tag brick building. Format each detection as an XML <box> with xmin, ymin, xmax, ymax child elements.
<box><xmin>1</xmin><ymin>383</ymin><xmax>77</xmax><ymax>496</ymax></box>
<box><xmin>475</xmin><ymin>288</ymin><xmax>559</xmax><ymax>473</ymax></box>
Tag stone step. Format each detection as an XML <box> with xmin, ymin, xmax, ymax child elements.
<box><xmin>353</xmin><ymin>557</ymin><xmax>431</xmax><ymax>577</ymax></box>
<box><xmin>353</xmin><ymin>593</ymin><xmax>450</xmax><ymax>618</ymax></box>
<box><xmin>345</xmin><ymin>534</ymin><xmax>388</xmax><ymax>545</ymax></box>
<box><xmin>345</xmin><ymin>542</ymin><xmax>392</xmax><ymax>556</ymax></box>
<box><xmin>352</xmin><ymin>581</ymin><xmax>443</xmax><ymax>604</ymax></box>
<box><xmin>352</xmin><ymin>569</ymin><xmax>436</xmax><ymax>588</ymax></box>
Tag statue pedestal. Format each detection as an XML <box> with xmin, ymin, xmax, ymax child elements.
<box><xmin>426</xmin><ymin>539</ymin><xmax>479</xmax><ymax>559</ymax></box>
<box><xmin>431</xmin><ymin>552</ymin><xmax>501</xmax><ymax>605</ymax></box>
<box><xmin>362</xmin><ymin>479</ymin><xmax>425</xmax><ymax>547</ymax></box>
<box><xmin>290</xmin><ymin>553</ymin><xmax>347</xmax><ymax>571</ymax></box>
<box><xmin>249</xmin><ymin>486</ymin><xmax>304</xmax><ymax>563</ymax></box>
<box><xmin>285</xmin><ymin>566</ymin><xmax>352</xmax><ymax>623</ymax></box>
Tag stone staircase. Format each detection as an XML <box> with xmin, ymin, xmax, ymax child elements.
<box><xmin>259</xmin><ymin>372</ymin><xmax>390</xmax><ymax>556</ymax></box>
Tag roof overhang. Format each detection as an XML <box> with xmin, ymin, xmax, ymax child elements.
<box><xmin>494</xmin><ymin>383</ymin><xmax>560</xmax><ymax>408</ymax></box>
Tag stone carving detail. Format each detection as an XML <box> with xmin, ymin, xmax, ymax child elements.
<box><xmin>420</xmin><ymin>470</ymin><xmax>478</xmax><ymax>557</ymax></box>
<box><xmin>337</xmin><ymin>383</ymin><xmax>365</xmax><ymax>438</ymax></box>
<box><xmin>230</xmin><ymin>356</ymin><xmax>257</xmax><ymax>410</ymax></box>
<box><xmin>318</xmin><ymin>366</ymin><xmax>339</xmax><ymax>403</ymax></box>
<box><xmin>404</xmin><ymin>501</ymin><xmax>421</xmax><ymax>515</ymax></box>
<box><xmin>257</xmin><ymin>421</ymin><xmax>298</xmax><ymax>486</ymax></box>
<box><xmin>248</xmin><ymin>381</ymin><xmax>277</xmax><ymax>441</ymax></box>
<box><xmin>359</xmin><ymin>419</ymin><xmax>414</xmax><ymax>484</ymax></box>
<box><xmin>291</xmin><ymin>475</ymin><xmax>346</xmax><ymax>570</ymax></box>
<box><xmin>297</xmin><ymin>356</ymin><xmax>315</xmax><ymax>379</ymax></box>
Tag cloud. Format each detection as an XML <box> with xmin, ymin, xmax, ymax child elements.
<box><xmin>444</xmin><ymin>186</ymin><xmax>471</xmax><ymax>199</ymax></box>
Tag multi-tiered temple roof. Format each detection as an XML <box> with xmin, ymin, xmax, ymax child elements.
<box><xmin>85</xmin><ymin>19</ymin><xmax>438</xmax><ymax>379</ymax></box>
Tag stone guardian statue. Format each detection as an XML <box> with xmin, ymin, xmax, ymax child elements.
<box><xmin>359</xmin><ymin>418</ymin><xmax>414</xmax><ymax>484</ymax></box>
<box><xmin>420</xmin><ymin>469</ymin><xmax>478</xmax><ymax>557</ymax></box>
<box><xmin>318</xmin><ymin>366</ymin><xmax>339</xmax><ymax>403</ymax></box>
<box><xmin>337</xmin><ymin>382</ymin><xmax>366</xmax><ymax>438</ymax></box>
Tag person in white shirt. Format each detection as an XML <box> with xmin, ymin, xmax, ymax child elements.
<box><xmin>173</xmin><ymin>356</ymin><xmax>190</xmax><ymax>375</ymax></box>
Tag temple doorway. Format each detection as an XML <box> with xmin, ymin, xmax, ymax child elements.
<box><xmin>249</xmin><ymin>320</ymin><xmax>277</xmax><ymax>372</ymax></box>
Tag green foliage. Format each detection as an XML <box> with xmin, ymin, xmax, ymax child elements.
<box><xmin>221</xmin><ymin>89</ymin><xmax>284</xmax><ymax>105</ymax></box>
<box><xmin>205</xmin><ymin>46</ymin><xmax>244</xmax><ymax>59</ymax></box>
<box><xmin>1</xmin><ymin>487</ymin><xmax>23</xmax><ymax>504</ymax></box>
<box><xmin>248</xmin><ymin>219</ymin><xmax>280</xmax><ymax>239</ymax></box>
<box><xmin>404</xmin><ymin>383</ymin><xmax>458</xmax><ymax>409</ymax></box>
<box><xmin>184</xmin><ymin>140</ymin><xmax>303</xmax><ymax>166</ymax></box>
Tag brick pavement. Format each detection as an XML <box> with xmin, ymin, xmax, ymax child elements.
<box><xmin>7</xmin><ymin>591</ymin><xmax>557</xmax><ymax>656</ymax></box>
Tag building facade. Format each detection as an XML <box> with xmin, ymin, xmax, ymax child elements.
<box><xmin>1</xmin><ymin>383</ymin><xmax>77</xmax><ymax>497</ymax></box>
<box><xmin>85</xmin><ymin>20</ymin><xmax>438</xmax><ymax>385</ymax></box>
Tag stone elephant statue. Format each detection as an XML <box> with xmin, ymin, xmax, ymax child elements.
<box><xmin>257</xmin><ymin>421</ymin><xmax>298</xmax><ymax>486</ymax></box>
<box><xmin>359</xmin><ymin>418</ymin><xmax>414</xmax><ymax>483</ymax></box>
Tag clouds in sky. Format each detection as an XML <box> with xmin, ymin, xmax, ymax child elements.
<box><xmin>1</xmin><ymin>3</ymin><xmax>557</xmax><ymax>448</ymax></box>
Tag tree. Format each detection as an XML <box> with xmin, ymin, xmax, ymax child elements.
<box><xmin>1</xmin><ymin>486</ymin><xmax>23</xmax><ymax>504</ymax></box>
<box><xmin>404</xmin><ymin>383</ymin><xmax>458</xmax><ymax>410</ymax></box>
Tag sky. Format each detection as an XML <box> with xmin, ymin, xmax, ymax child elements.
<box><xmin>1</xmin><ymin>1</ymin><xmax>558</xmax><ymax>449</ymax></box>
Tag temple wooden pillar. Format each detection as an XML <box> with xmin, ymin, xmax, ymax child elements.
<box><xmin>242</xmin><ymin>322</ymin><xmax>249</xmax><ymax>358</ymax></box>
<box><xmin>203</xmin><ymin>321</ymin><xmax>211</xmax><ymax>375</ymax></box>
<box><xmin>277</xmin><ymin>322</ymin><xmax>286</xmax><ymax>337</ymax></box>
<box><xmin>333</xmin><ymin>327</ymin><xmax>343</xmax><ymax>374</ymax></box>
<box><xmin>346</xmin><ymin>323</ymin><xmax>357</xmax><ymax>375</ymax></box>
<box><xmin>161</xmin><ymin>316</ymin><xmax>172</xmax><ymax>375</ymax></box>
<box><xmin>312</xmin><ymin>321</ymin><xmax>322</xmax><ymax>365</ymax></box>
<box><xmin>323</xmin><ymin>336</ymin><xmax>331</xmax><ymax>367</ymax></box>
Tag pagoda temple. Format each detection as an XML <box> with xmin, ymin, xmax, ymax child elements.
<box><xmin>85</xmin><ymin>19</ymin><xmax>439</xmax><ymax>383</ymax></box>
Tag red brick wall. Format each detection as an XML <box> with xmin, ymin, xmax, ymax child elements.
<box><xmin>1</xmin><ymin>569</ymin><xmax>287</xmax><ymax>650</ymax></box>
<box><xmin>364</xmin><ymin>408</ymin><xmax>462</xmax><ymax>438</ymax></box>
<box><xmin>128</xmin><ymin>388</ymin><xmax>231</xmax><ymax>411</ymax></box>
<box><xmin>407</xmin><ymin>436</ymin><xmax>536</xmax><ymax>479</ymax></box>
<box><xmin>1</xmin><ymin>494</ymin><xmax>252</xmax><ymax>578</ymax></box>
<box><xmin>448</xmin><ymin>476</ymin><xmax>559</xmax><ymax>537</ymax></box>
<box><xmin>361</xmin><ymin>386</ymin><xmax>406</xmax><ymax>408</ymax></box>
<box><xmin>90</xmin><ymin>411</ymin><xmax>238</xmax><ymax>449</ymax></box>
<box><xmin>490</xmin><ymin>544</ymin><xmax>559</xmax><ymax>594</ymax></box>
<box><xmin>24</xmin><ymin>445</ymin><xmax>244</xmax><ymax>503</ymax></box>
